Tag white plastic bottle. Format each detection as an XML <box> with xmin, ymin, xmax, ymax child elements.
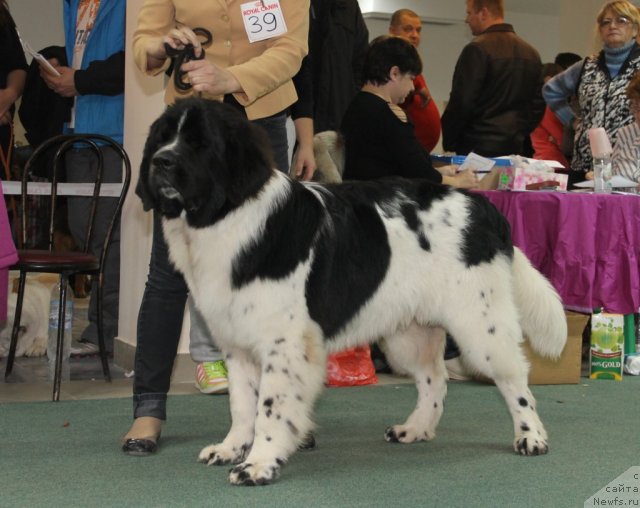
<box><xmin>593</xmin><ymin>153</ymin><xmax>613</xmax><ymax>193</ymax></box>
<box><xmin>47</xmin><ymin>282</ymin><xmax>74</xmax><ymax>382</ymax></box>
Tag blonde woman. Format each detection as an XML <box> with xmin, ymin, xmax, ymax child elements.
<box><xmin>544</xmin><ymin>0</ymin><xmax>640</xmax><ymax>187</ymax></box>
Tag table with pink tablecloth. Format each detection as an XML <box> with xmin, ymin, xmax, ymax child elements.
<box><xmin>0</xmin><ymin>183</ymin><xmax>18</xmax><ymax>323</ymax></box>
<box><xmin>477</xmin><ymin>190</ymin><xmax>640</xmax><ymax>315</ymax></box>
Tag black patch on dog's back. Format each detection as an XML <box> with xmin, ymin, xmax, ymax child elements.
<box><xmin>232</xmin><ymin>179</ymin><xmax>396</xmax><ymax>339</ymax></box>
<box><xmin>232</xmin><ymin>184</ymin><xmax>324</xmax><ymax>286</ymax></box>
<box><xmin>305</xmin><ymin>179</ymin><xmax>448</xmax><ymax>338</ymax></box>
<box><xmin>459</xmin><ymin>191</ymin><xmax>513</xmax><ymax>267</ymax></box>
<box><xmin>306</xmin><ymin>197</ymin><xmax>391</xmax><ymax>338</ymax></box>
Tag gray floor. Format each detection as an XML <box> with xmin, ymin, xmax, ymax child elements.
<box><xmin>0</xmin><ymin>295</ymin><xmax>201</xmax><ymax>403</ymax></box>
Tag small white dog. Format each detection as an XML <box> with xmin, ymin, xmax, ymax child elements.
<box><xmin>0</xmin><ymin>277</ymin><xmax>51</xmax><ymax>358</ymax></box>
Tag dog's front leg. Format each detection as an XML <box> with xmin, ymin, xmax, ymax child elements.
<box><xmin>229</xmin><ymin>331</ymin><xmax>326</xmax><ymax>486</ymax></box>
<box><xmin>198</xmin><ymin>348</ymin><xmax>260</xmax><ymax>466</ymax></box>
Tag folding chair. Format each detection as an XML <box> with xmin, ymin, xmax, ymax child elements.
<box><xmin>4</xmin><ymin>134</ymin><xmax>131</xmax><ymax>401</ymax></box>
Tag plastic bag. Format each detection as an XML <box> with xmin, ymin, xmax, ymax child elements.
<box><xmin>325</xmin><ymin>345</ymin><xmax>378</xmax><ymax>387</ymax></box>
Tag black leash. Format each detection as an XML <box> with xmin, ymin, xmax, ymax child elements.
<box><xmin>164</xmin><ymin>27</ymin><xmax>213</xmax><ymax>92</ymax></box>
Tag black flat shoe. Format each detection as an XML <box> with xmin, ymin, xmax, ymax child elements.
<box><xmin>122</xmin><ymin>436</ymin><xmax>159</xmax><ymax>456</ymax></box>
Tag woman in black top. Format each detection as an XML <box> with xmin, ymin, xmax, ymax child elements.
<box><xmin>341</xmin><ymin>36</ymin><xmax>477</xmax><ymax>188</ymax></box>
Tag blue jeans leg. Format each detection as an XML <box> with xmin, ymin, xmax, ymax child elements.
<box><xmin>253</xmin><ymin>112</ymin><xmax>289</xmax><ymax>174</ymax></box>
<box><xmin>133</xmin><ymin>212</ymin><xmax>188</xmax><ymax>420</ymax></box>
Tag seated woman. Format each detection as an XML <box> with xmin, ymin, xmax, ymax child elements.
<box><xmin>341</xmin><ymin>35</ymin><xmax>477</xmax><ymax>188</ymax></box>
<box><xmin>613</xmin><ymin>72</ymin><xmax>640</xmax><ymax>184</ymax></box>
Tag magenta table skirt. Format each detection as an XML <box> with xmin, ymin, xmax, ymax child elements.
<box><xmin>0</xmin><ymin>183</ymin><xmax>18</xmax><ymax>323</ymax></box>
<box><xmin>477</xmin><ymin>190</ymin><xmax>640</xmax><ymax>315</ymax></box>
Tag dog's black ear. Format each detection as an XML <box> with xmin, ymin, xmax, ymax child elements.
<box><xmin>224</xmin><ymin>118</ymin><xmax>275</xmax><ymax>204</ymax></box>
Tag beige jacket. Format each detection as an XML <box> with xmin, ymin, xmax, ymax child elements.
<box><xmin>133</xmin><ymin>0</ymin><xmax>309</xmax><ymax>120</ymax></box>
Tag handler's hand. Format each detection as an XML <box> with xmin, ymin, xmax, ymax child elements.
<box><xmin>181</xmin><ymin>59</ymin><xmax>242</xmax><ymax>96</ymax></box>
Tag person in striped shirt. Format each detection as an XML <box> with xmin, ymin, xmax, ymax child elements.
<box><xmin>612</xmin><ymin>72</ymin><xmax>640</xmax><ymax>184</ymax></box>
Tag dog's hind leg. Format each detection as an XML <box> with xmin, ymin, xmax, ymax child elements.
<box><xmin>198</xmin><ymin>348</ymin><xmax>260</xmax><ymax>466</ymax></box>
<box><xmin>381</xmin><ymin>323</ymin><xmax>448</xmax><ymax>444</ymax></box>
<box><xmin>494</xmin><ymin>377</ymin><xmax>549</xmax><ymax>455</ymax></box>
<box><xmin>228</xmin><ymin>327</ymin><xmax>326</xmax><ymax>486</ymax></box>
<box><xmin>448</xmin><ymin>300</ymin><xmax>550</xmax><ymax>456</ymax></box>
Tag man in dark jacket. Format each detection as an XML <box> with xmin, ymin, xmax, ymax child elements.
<box><xmin>290</xmin><ymin>0</ymin><xmax>369</xmax><ymax>179</ymax></box>
<box><xmin>441</xmin><ymin>0</ymin><xmax>544</xmax><ymax>157</ymax></box>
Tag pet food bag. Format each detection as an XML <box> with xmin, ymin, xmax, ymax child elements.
<box><xmin>590</xmin><ymin>312</ymin><xmax>624</xmax><ymax>380</ymax></box>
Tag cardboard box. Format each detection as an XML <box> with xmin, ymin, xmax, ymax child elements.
<box><xmin>498</xmin><ymin>167</ymin><xmax>569</xmax><ymax>191</ymax></box>
<box><xmin>523</xmin><ymin>311</ymin><xmax>589</xmax><ymax>385</ymax></box>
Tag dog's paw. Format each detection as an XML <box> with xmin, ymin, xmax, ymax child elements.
<box><xmin>25</xmin><ymin>339</ymin><xmax>47</xmax><ymax>357</ymax></box>
<box><xmin>513</xmin><ymin>435</ymin><xmax>549</xmax><ymax>456</ymax></box>
<box><xmin>228</xmin><ymin>459</ymin><xmax>284</xmax><ymax>486</ymax></box>
<box><xmin>198</xmin><ymin>442</ymin><xmax>250</xmax><ymax>466</ymax></box>
<box><xmin>384</xmin><ymin>425</ymin><xmax>433</xmax><ymax>444</ymax></box>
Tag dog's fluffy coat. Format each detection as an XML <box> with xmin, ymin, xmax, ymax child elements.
<box><xmin>0</xmin><ymin>278</ymin><xmax>50</xmax><ymax>358</ymax></box>
<box><xmin>138</xmin><ymin>98</ymin><xmax>568</xmax><ymax>486</ymax></box>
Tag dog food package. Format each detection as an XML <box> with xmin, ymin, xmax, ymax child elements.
<box><xmin>590</xmin><ymin>312</ymin><xmax>624</xmax><ymax>380</ymax></box>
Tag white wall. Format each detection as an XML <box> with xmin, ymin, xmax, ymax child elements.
<box><xmin>8</xmin><ymin>0</ymin><xmax>64</xmax><ymax>51</ymax></box>
<box><xmin>9</xmin><ymin>0</ymin><xmax>64</xmax><ymax>144</ymax></box>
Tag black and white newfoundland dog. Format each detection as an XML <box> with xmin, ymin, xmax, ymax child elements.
<box><xmin>138</xmin><ymin>98</ymin><xmax>567</xmax><ymax>486</ymax></box>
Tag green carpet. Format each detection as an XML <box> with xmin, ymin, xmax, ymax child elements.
<box><xmin>2</xmin><ymin>378</ymin><xmax>639</xmax><ymax>508</ymax></box>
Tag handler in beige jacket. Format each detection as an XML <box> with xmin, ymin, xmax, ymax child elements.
<box><xmin>123</xmin><ymin>0</ymin><xmax>309</xmax><ymax>456</ymax></box>
<box><xmin>133</xmin><ymin>0</ymin><xmax>309</xmax><ymax>121</ymax></box>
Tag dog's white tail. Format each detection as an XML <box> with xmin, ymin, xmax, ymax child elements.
<box><xmin>512</xmin><ymin>247</ymin><xmax>567</xmax><ymax>358</ymax></box>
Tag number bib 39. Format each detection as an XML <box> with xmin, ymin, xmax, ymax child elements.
<box><xmin>241</xmin><ymin>0</ymin><xmax>288</xmax><ymax>43</ymax></box>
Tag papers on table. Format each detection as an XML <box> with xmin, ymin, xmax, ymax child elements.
<box><xmin>574</xmin><ymin>175</ymin><xmax>638</xmax><ymax>189</ymax></box>
<box><xmin>457</xmin><ymin>152</ymin><xmax>495</xmax><ymax>174</ymax></box>
<box><xmin>431</xmin><ymin>153</ymin><xmax>566</xmax><ymax>172</ymax></box>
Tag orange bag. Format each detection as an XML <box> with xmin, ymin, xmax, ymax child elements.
<box><xmin>325</xmin><ymin>345</ymin><xmax>378</xmax><ymax>387</ymax></box>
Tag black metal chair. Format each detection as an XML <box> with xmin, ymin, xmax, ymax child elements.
<box><xmin>3</xmin><ymin>134</ymin><xmax>131</xmax><ymax>401</ymax></box>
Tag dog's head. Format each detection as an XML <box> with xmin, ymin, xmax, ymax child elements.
<box><xmin>137</xmin><ymin>98</ymin><xmax>275</xmax><ymax>227</ymax></box>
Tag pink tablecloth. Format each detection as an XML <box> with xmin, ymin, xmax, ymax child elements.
<box><xmin>477</xmin><ymin>190</ymin><xmax>640</xmax><ymax>315</ymax></box>
<box><xmin>0</xmin><ymin>183</ymin><xmax>18</xmax><ymax>323</ymax></box>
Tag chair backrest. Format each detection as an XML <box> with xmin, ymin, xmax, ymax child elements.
<box><xmin>17</xmin><ymin>134</ymin><xmax>131</xmax><ymax>268</ymax></box>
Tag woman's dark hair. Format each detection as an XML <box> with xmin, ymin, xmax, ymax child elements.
<box><xmin>0</xmin><ymin>1</ymin><xmax>12</xmax><ymax>26</ymax></box>
<box><xmin>541</xmin><ymin>62</ymin><xmax>563</xmax><ymax>81</ymax></box>
<box><xmin>362</xmin><ymin>35</ymin><xmax>422</xmax><ymax>85</ymax></box>
<box><xmin>554</xmin><ymin>52</ymin><xmax>581</xmax><ymax>70</ymax></box>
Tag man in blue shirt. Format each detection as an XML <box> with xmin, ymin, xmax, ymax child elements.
<box><xmin>41</xmin><ymin>0</ymin><xmax>125</xmax><ymax>354</ymax></box>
